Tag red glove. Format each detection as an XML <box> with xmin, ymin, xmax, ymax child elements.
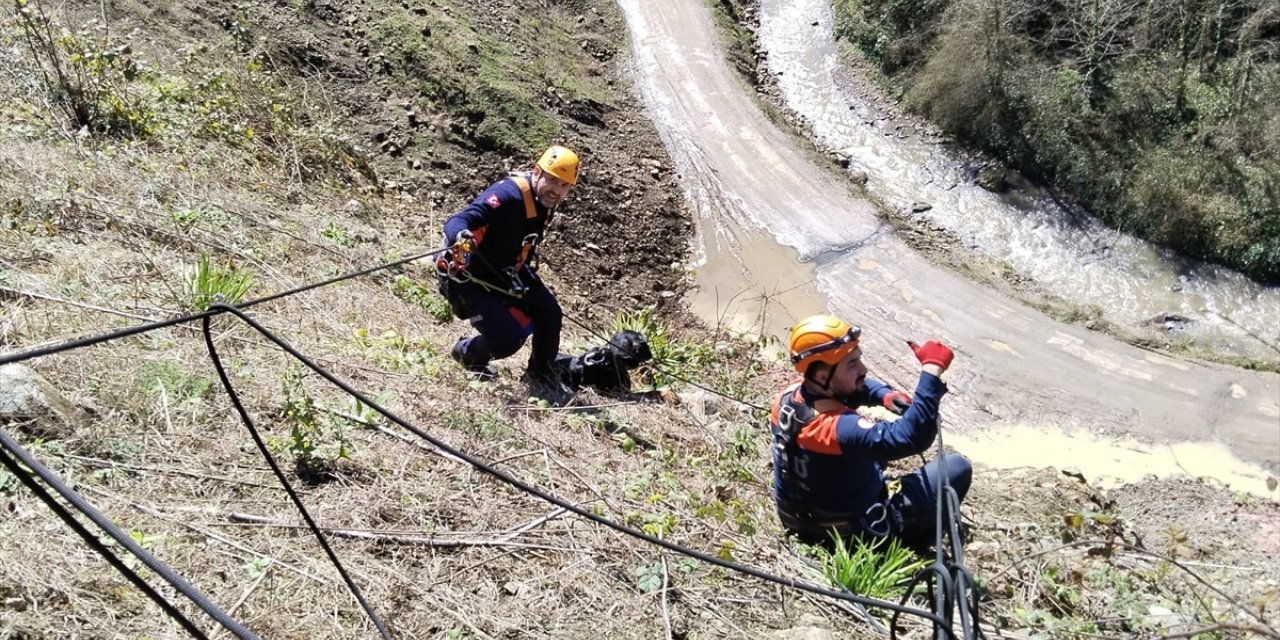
<box><xmin>907</xmin><ymin>340</ymin><xmax>953</xmax><ymax>369</ymax></box>
<box><xmin>882</xmin><ymin>390</ymin><xmax>912</xmax><ymax>415</ymax></box>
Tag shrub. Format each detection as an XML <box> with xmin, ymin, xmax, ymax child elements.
<box><xmin>183</xmin><ymin>254</ymin><xmax>255</xmax><ymax>311</ymax></box>
<box><xmin>818</xmin><ymin>532</ymin><xmax>928</xmax><ymax>601</ymax></box>
<box><xmin>12</xmin><ymin>0</ymin><xmax>156</xmax><ymax>137</ymax></box>
<box><xmin>610</xmin><ymin>306</ymin><xmax>714</xmax><ymax>388</ymax></box>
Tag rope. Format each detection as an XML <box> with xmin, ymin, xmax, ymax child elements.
<box><xmin>3</xmin><ymin>236</ymin><xmax>978</xmax><ymax>636</ymax></box>
<box><xmin>0</xmin><ymin>427</ymin><xmax>258</xmax><ymax>639</ymax></box>
<box><xmin>888</xmin><ymin>421</ymin><xmax>985</xmax><ymax>640</ymax></box>
<box><xmin>201</xmin><ymin>313</ymin><xmax>395</xmax><ymax>640</ymax></box>
<box><xmin>454</xmin><ymin>264</ymin><xmax>768</xmax><ymax>411</ymax></box>
<box><xmin>0</xmin><ymin>248</ymin><xmax>446</xmax><ymax>367</ymax></box>
<box><xmin>202</xmin><ymin>303</ymin><xmax>956</xmax><ymax>633</ymax></box>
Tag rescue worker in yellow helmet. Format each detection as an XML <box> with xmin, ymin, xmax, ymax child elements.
<box><xmin>438</xmin><ymin>146</ymin><xmax>579</xmax><ymax>402</ymax></box>
<box><xmin>768</xmin><ymin>314</ymin><xmax>971</xmax><ymax>547</ymax></box>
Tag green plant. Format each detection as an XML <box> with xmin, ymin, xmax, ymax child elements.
<box><xmin>443</xmin><ymin>408</ymin><xmax>511</xmax><ymax>440</ymax></box>
<box><xmin>13</xmin><ymin>0</ymin><xmax>157</xmax><ymax>136</ymax></box>
<box><xmin>139</xmin><ymin>360</ymin><xmax>212</xmax><ymax>402</ymax></box>
<box><xmin>342</xmin><ymin>392</ymin><xmax>391</xmax><ymax>427</ymax></box>
<box><xmin>818</xmin><ymin>532</ymin><xmax>928</xmax><ymax>601</ymax></box>
<box><xmin>321</xmin><ymin>224</ymin><xmax>351</xmax><ymax>247</ymax></box>
<box><xmin>275</xmin><ymin>367</ymin><xmax>353</xmax><ymax>479</ymax></box>
<box><xmin>389</xmin><ymin>275</ymin><xmax>454</xmax><ymax>324</ymax></box>
<box><xmin>244</xmin><ymin>556</ymin><xmax>272</xmax><ymax>580</ymax></box>
<box><xmin>183</xmin><ymin>254</ymin><xmax>254</xmax><ymax>311</ymax></box>
<box><xmin>633</xmin><ymin>561</ymin><xmax>663</xmax><ymax>593</ymax></box>
<box><xmin>0</xmin><ymin>467</ymin><xmax>20</xmax><ymax>496</ymax></box>
<box><xmin>611</xmin><ymin>306</ymin><xmax>714</xmax><ymax>388</ymax></box>
<box><xmin>624</xmin><ymin>511</ymin><xmax>677</xmax><ymax>538</ymax></box>
<box><xmin>351</xmin><ymin>327</ymin><xmax>439</xmax><ymax>374</ymax></box>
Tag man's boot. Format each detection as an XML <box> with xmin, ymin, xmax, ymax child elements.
<box><xmin>451</xmin><ymin>340</ymin><xmax>497</xmax><ymax>382</ymax></box>
<box><xmin>523</xmin><ymin>360</ymin><xmax>574</xmax><ymax>407</ymax></box>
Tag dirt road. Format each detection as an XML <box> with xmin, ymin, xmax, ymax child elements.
<box><xmin>617</xmin><ymin>0</ymin><xmax>1280</xmax><ymax>489</ymax></box>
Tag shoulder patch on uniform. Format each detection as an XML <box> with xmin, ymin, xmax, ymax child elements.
<box><xmin>857</xmin><ymin>417</ymin><xmax>877</xmax><ymax>430</ymax></box>
<box><xmin>486</xmin><ymin>194</ymin><xmax>501</xmax><ymax>209</ymax></box>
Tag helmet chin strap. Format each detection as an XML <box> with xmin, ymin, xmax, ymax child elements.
<box><xmin>803</xmin><ymin>364</ymin><xmax>837</xmax><ymax>397</ymax></box>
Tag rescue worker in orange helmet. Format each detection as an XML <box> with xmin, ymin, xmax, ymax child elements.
<box><xmin>768</xmin><ymin>314</ymin><xmax>971</xmax><ymax>547</ymax></box>
<box><xmin>438</xmin><ymin>146</ymin><xmax>579</xmax><ymax>398</ymax></box>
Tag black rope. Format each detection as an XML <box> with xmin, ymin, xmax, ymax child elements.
<box><xmin>201</xmin><ymin>314</ymin><xmax>395</xmax><ymax>640</ymax></box>
<box><xmin>887</xmin><ymin>419</ymin><xmax>984</xmax><ymax>640</ymax></box>
<box><xmin>0</xmin><ymin>248</ymin><xmax>446</xmax><ymax>368</ymax></box>
<box><xmin>0</xmin><ymin>428</ymin><xmax>257</xmax><ymax>639</ymax></box>
<box><xmin>202</xmin><ymin>304</ymin><xmax>955</xmax><ymax>633</ymax></box>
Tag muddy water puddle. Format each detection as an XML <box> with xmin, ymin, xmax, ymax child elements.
<box><xmin>949</xmin><ymin>425</ymin><xmax>1280</xmax><ymax>500</ymax></box>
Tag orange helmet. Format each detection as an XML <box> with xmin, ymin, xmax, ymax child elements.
<box><xmin>537</xmin><ymin>145</ymin><xmax>579</xmax><ymax>185</ymax></box>
<box><xmin>788</xmin><ymin>315</ymin><xmax>861</xmax><ymax>375</ymax></box>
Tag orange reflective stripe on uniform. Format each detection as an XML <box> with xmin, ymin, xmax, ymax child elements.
<box><xmin>509</xmin><ymin>175</ymin><xmax>542</xmax><ymax>272</ymax></box>
<box><xmin>796</xmin><ymin>412</ymin><xmax>849</xmax><ymax>455</ymax></box>
<box><xmin>509</xmin><ymin>176</ymin><xmax>538</xmax><ymax>221</ymax></box>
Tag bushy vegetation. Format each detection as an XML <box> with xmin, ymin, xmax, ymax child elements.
<box><xmin>5</xmin><ymin>0</ymin><xmax>372</xmax><ymax>184</ymax></box>
<box><xmin>834</xmin><ymin>0</ymin><xmax>1280</xmax><ymax>283</ymax></box>
<box><xmin>812</xmin><ymin>532</ymin><xmax>928</xmax><ymax>601</ymax></box>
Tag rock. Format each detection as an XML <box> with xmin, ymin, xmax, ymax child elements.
<box><xmin>0</xmin><ymin>364</ymin><xmax>85</xmax><ymax>439</ymax></box>
<box><xmin>772</xmin><ymin>626</ymin><xmax>837</xmax><ymax>640</ymax></box>
<box><xmin>976</xmin><ymin>166</ymin><xmax>1007</xmax><ymax>192</ymax></box>
<box><xmin>1144</xmin><ymin>605</ymin><xmax>1191</xmax><ymax>628</ymax></box>
<box><xmin>677</xmin><ymin>389</ymin><xmax>732</xmax><ymax>423</ymax></box>
<box><xmin>848</xmin><ymin>169</ymin><xmax>868</xmax><ymax>185</ymax></box>
<box><xmin>911</xmin><ymin>201</ymin><xmax>933</xmax><ymax>213</ymax></box>
<box><xmin>1142</xmin><ymin>313</ymin><xmax>1192</xmax><ymax>333</ymax></box>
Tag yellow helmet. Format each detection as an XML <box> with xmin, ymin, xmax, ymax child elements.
<box><xmin>788</xmin><ymin>315</ymin><xmax>861</xmax><ymax>375</ymax></box>
<box><xmin>537</xmin><ymin>145</ymin><xmax>579</xmax><ymax>186</ymax></box>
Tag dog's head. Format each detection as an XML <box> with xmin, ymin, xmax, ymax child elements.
<box><xmin>606</xmin><ymin>330</ymin><xmax>652</xmax><ymax>369</ymax></box>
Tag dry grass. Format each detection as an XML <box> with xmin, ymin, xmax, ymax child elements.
<box><xmin>5</xmin><ymin>2</ymin><xmax>1279</xmax><ymax>639</ymax></box>
<box><xmin>0</xmin><ymin>82</ymin><xmax>882</xmax><ymax>638</ymax></box>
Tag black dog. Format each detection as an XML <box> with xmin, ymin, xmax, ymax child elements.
<box><xmin>557</xmin><ymin>330</ymin><xmax>653</xmax><ymax>392</ymax></box>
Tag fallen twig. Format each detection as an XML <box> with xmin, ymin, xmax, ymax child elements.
<box><xmin>1159</xmin><ymin>622</ymin><xmax>1280</xmax><ymax>640</ymax></box>
<box><xmin>80</xmin><ymin>485</ymin><xmax>327</xmax><ymax>584</ymax></box>
<box><xmin>660</xmin><ymin>554</ymin><xmax>674</xmax><ymax>640</ymax></box>
<box><xmin>0</xmin><ymin>285</ymin><xmax>155</xmax><ymax>321</ymax></box>
<box><xmin>224</xmin><ymin>510</ymin><xmax>579</xmax><ymax>551</ymax></box>
<box><xmin>54</xmin><ymin>453</ymin><xmax>283</xmax><ymax>491</ymax></box>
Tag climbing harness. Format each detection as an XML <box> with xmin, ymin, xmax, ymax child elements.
<box><xmin>772</xmin><ymin>384</ymin><xmax>817</xmax><ymax>514</ymax></box>
<box><xmin>435</xmin><ymin>173</ymin><xmax>549</xmax><ymax>313</ymax></box>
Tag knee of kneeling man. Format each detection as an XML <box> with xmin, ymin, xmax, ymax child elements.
<box><xmin>489</xmin><ymin>338</ymin><xmax>526</xmax><ymax>359</ymax></box>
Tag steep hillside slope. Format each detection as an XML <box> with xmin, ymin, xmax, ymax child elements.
<box><xmin>1</xmin><ymin>1</ymin><xmax>1276</xmax><ymax>638</ymax></box>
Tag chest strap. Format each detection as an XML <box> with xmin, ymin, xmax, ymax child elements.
<box><xmin>509</xmin><ymin>174</ymin><xmax>551</xmax><ymax>272</ymax></box>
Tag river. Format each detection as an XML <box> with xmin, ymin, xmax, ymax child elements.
<box><xmin>757</xmin><ymin>0</ymin><xmax>1280</xmax><ymax>364</ymax></box>
<box><xmin>615</xmin><ymin>0</ymin><xmax>1280</xmax><ymax>498</ymax></box>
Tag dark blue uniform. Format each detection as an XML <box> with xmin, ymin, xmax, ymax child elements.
<box><xmin>769</xmin><ymin>372</ymin><xmax>971</xmax><ymax>545</ymax></box>
<box><xmin>442</xmin><ymin>173</ymin><xmax>562</xmax><ymax>374</ymax></box>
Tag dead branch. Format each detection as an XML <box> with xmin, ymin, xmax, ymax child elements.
<box><xmin>223</xmin><ymin>510</ymin><xmax>580</xmax><ymax>551</ymax></box>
